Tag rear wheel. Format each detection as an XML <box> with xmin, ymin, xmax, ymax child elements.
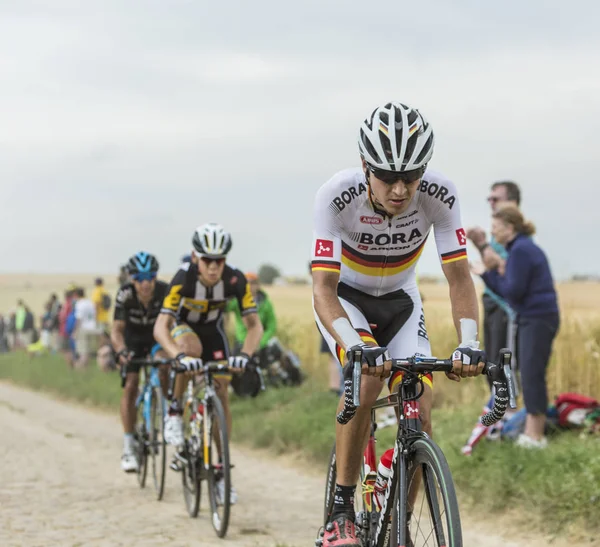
<box><xmin>207</xmin><ymin>395</ymin><xmax>231</xmax><ymax>538</ymax></box>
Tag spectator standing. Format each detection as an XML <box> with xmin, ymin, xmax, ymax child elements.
<box><xmin>91</xmin><ymin>277</ymin><xmax>111</xmax><ymax>333</ymax></box>
<box><xmin>58</xmin><ymin>285</ymin><xmax>77</xmax><ymax>359</ymax></box>
<box><xmin>118</xmin><ymin>265</ymin><xmax>129</xmax><ymax>286</ymax></box>
<box><xmin>15</xmin><ymin>300</ymin><xmax>35</xmax><ymax>348</ymax></box>
<box><xmin>474</xmin><ymin>205</ymin><xmax>559</xmax><ymax>449</ymax></box>
<box><xmin>72</xmin><ymin>287</ymin><xmax>97</xmax><ymax>369</ymax></box>
<box><xmin>47</xmin><ymin>293</ymin><xmax>61</xmax><ymax>352</ymax></box>
<box><xmin>467</xmin><ymin>181</ymin><xmax>521</xmax><ymax>370</ymax></box>
<box><xmin>0</xmin><ymin>314</ymin><xmax>8</xmax><ymax>353</ymax></box>
<box><xmin>6</xmin><ymin>311</ymin><xmax>16</xmax><ymax>350</ymax></box>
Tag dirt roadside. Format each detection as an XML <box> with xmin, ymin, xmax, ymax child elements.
<box><xmin>0</xmin><ymin>382</ymin><xmax>588</xmax><ymax>546</ymax></box>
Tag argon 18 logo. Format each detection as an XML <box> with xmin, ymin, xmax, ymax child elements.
<box><xmin>360</xmin><ymin>215</ymin><xmax>383</xmax><ymax>225</ymax></box>
<box><xmin>456</xmin><ymin>228</ymin><xmax>467</xmax><ymax>246</ymax></box>
<box><xmin>315</xmin><ymin>239</ymin><xmax>334</xmax><ymax>258</ymax></box>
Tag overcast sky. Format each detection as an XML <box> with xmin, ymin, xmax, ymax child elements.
<box><xmin>1</xmin><ymin>0</ymin><xmax>599</xmax><ymax>280</ymax></box>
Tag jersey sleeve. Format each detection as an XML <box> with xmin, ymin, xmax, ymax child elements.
<box><xmin>310</xmin><ymin>179</ymin><xmax>344</xmax><ymax>274</ymax></box>
<box><xmin>426</xmin><ymin>177</ymin><xmax>468</xmax><ymax>266</ymax></box>
<box><xmin>225</xmin><ymin>297</ymin><xmax>239</xmax><ymax>314</ymax></box>
<box><xmin>113</xmin><ymin>285</ymin><xmax>131</xmax><ymax>321</ymax></box>
<box><xmin>161</xmin><ymin>265</ymin><xmax>190</xmax><ymax>317</ymax></box>
<box><xmin>233</xmin><ymin>272</ymin><xmax>258</xmax><ymax>316</ymax></box>
<box><xmin>260</xmin><ymin>297</ymin><xmax>277</xmax><ymax>348</ymax></box>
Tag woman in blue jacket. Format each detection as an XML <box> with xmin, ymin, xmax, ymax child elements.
<box><xmin>476</xmin><ymin>204</ymin><xmax>560</xmax><ymax>449</ymax></box>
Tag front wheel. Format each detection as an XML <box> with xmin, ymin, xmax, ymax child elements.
<box><xmin>149</xmin><ymin>387</ymin><xmax>167</xmax><ymax>500</ymax></box>
<box><xmin>181</xmin><ymin>403</ymin><xmax>202</xmax><ymax>517</ymax></box>
<box><xmin>399</xmin><ymin>436</ymin><xmax>462</xmax><ymax>547</ymax></box>
<box><xmin>207</xmin><ymin>394</ymin><xmax>231</xmax><ymax>538</ymax></box>
<box><xmin>135</xmin><ymin>401</ymin><xmax>149</xmax><ymax>488</ymax></box>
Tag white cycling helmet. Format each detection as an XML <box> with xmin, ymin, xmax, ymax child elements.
<box><xmin>358</xmin><ymin>102</ymin><xmax>434</xmax><ymax>172</ymax></box>
<box><xmin>192</xmin><ymin>223</ymin><xmax>232</xmax><ymax>258</ymax></box>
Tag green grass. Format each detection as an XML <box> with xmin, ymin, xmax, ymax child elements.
<box><xmin>1</xmin><ymin>351</ymin><xmax>599</xmax><ymax>538</ymax></box>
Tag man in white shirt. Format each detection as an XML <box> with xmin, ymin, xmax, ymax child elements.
<box><xmin>73</xmin><ymin>287</ymin><xmax>97</xmax><ymax>369</ymax></box>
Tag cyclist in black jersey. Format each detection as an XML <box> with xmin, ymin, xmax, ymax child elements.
<box><xmin>111</xmin><ymin>252</ymin><xmax>169</xmax><ymax>473</ymax></box>
<box><xmin>153</xmin><ymin>223</ymin><xmax>263</xmax><ymax>504</ymax></box>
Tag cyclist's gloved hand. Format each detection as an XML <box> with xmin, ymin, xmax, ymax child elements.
<box><xmin>176</xmin><ymin>354</ymin><xmax>203</xmax><ymax>372</ymax></box>
<box><xmin>346</xmin><ymin>343</ymin><xmax>392</xmax><ymax>380</ymax></box>
<box><xmin>449</xmin><ymin>342</ymin><xmax>486</xmax><ymax>382</ymax></box>
<box><xmin>229</xmin><ymin>352</ymin><xmax>251</xmax><ymax>370</ymax></box>
<box><xmin>116</xmin><ymin>349</ymin><xmax>132</xmax><ymax>368</ymax></box>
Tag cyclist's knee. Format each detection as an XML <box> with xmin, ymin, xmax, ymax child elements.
<box><xmin>360</xmin><ymin>375</ymin><xmax>385</xmax><ymax>407</ymax></box>
<box><xmin>419</xmin><ymin>385</ymin><xmax>433</xmax><ymax>434</ymax></box>
<box><xmin>178</xmin><ymin>335</ymin><xmax>202</xmax><ymax>357</ymax></box>
<box><xmin>171</xmin><ymin>325</ymin><xmax>202</xmax><ymax>357</ymax></box>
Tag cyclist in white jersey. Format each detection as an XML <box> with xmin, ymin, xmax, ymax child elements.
<box><xmin>311</xmin><ymin>101</ymin><xmax>486</xmax><ymax>547</ymax></box>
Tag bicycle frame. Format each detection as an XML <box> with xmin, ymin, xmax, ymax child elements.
<box><xmin>135</xmin><ymin>365</ymin><xmax>165</xmax><ymax>433</ymax></box>
<box><xmin>181</xmin><ymin>365</ymin><xmax>224</xmax><ymax>472</ymax></box>
<box><xmin>360</xmin><ymin>377</ymin><xmax>426</xmax><ymax>547</ymax></box>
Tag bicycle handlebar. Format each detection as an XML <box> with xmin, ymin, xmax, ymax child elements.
<box><xmin>337</xmin><ymin>348</ymin><xmax>514</xmax><ymax>426</ymax></box>
<box><xmin>170</xmin><ymin>359</ymin><xmax>231</xmax><ymax>375</ymax></box>
<box><xmin>119</xmin><ymin>357</ymin><xmax>178</xmax><ymax>387</ymax></box>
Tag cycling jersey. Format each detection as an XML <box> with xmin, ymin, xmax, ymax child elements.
<box><xmin>310</xmin><ymin>167</ymin><xmax>467</xmax><ymax>296</ymax></box>
<box><xmin>311</xmin><ymin>167</ymin><xmax>467</xmax><ymax>389</ymax></box>
<box><xmin>113</xmin><ymin>281</ymin><xmax>169</xmax><ymax>353</ymax></box>
<box><xmin>161</xmin><ymin>262</ymin><xmax>257</xmax><ymax>336</ymax></box>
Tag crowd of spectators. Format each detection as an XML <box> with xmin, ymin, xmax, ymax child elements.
<box><xmin>0</xmin><ymin>278</ymin><xmax>113</xmax><ymax>370</ymax></box>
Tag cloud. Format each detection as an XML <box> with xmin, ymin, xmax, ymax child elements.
<box><xmin>1</xmin><ymin>1</ymin><xmax>599</xmax><ymax>278</ymax></box>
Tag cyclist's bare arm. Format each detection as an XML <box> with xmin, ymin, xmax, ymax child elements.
<box><xmin>110</xmin><ymin>319</ymin><xmax>127</xmax><ymax>355</ymax></box>
<box><xmin>153</xmin><ymin>313</ymin><xmax>179</xmax><ymax>358</ymax></box>
<box><xmin>442</xmin><ymin>259</ymin><xmax>483</xmax><ymax>380</ymax></box>
<box><xmin>442</xmin><ymin>259</ymin><xmax>480</xmax><ymax>339</ymax></box>
<box><xmin>239</xmin><ymin>312</ymin><xmax>263</xmax><ymax>356</ymax></box>
<box><xmin>313</xmin><ymin>270</ymin><xmax>362</xmax><ymax>351</ymax></box>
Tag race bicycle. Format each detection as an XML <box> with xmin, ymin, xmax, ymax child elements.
<box><xmin>120</xmin><ymin>356</ymin><xmax>174</xmax><ymax>500</ymax></box>
<box><xmin>319</xmin><ymin>348</ymin><xmax>514</xmax><ymax>547</ymax></box>
<box><xmin>168</xmin><ymin>359</ymin><xmax>234</xmax><ymax>538</ymax></box>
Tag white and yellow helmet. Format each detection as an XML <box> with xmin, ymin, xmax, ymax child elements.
<box><xmin>192</xmin><ymin>223</ymin><xmax>232</xmax><ymax>258</ymax></box>
<box><xmin>358</xmin><ymin>102</ymin><xmax>434</xmax><ymax>172</ymax></box>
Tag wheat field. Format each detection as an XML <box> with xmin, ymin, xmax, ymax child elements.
<box><xmin>2</xmin><ymin>273</ymin><xmax>599</xmax><ymax>407</ymax></box>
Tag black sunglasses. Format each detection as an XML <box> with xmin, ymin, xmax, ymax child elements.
<box><xmin>200</xmin><ymin>256</ymin><xmax>226</xmax><ymax>266</ymax></box>
<box><xmin>367</xmin><ymin>164</ymin><xmax>424</xmax><ymax>185</ymax></box>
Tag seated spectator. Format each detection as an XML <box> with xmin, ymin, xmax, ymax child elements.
<box><xmin>226</xmin><ymin>272</ymin><xmax>277</xmax><ymax>356</ymax></box>
<box><xmin>473</xmin><ymin>204</ymin><xmax>560</xmax><ymax>449</ymax></box>
<box><xmin>96</xmin><ymin>329</ymin><xmax>116</xmax><ymax>372</ymax></box>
